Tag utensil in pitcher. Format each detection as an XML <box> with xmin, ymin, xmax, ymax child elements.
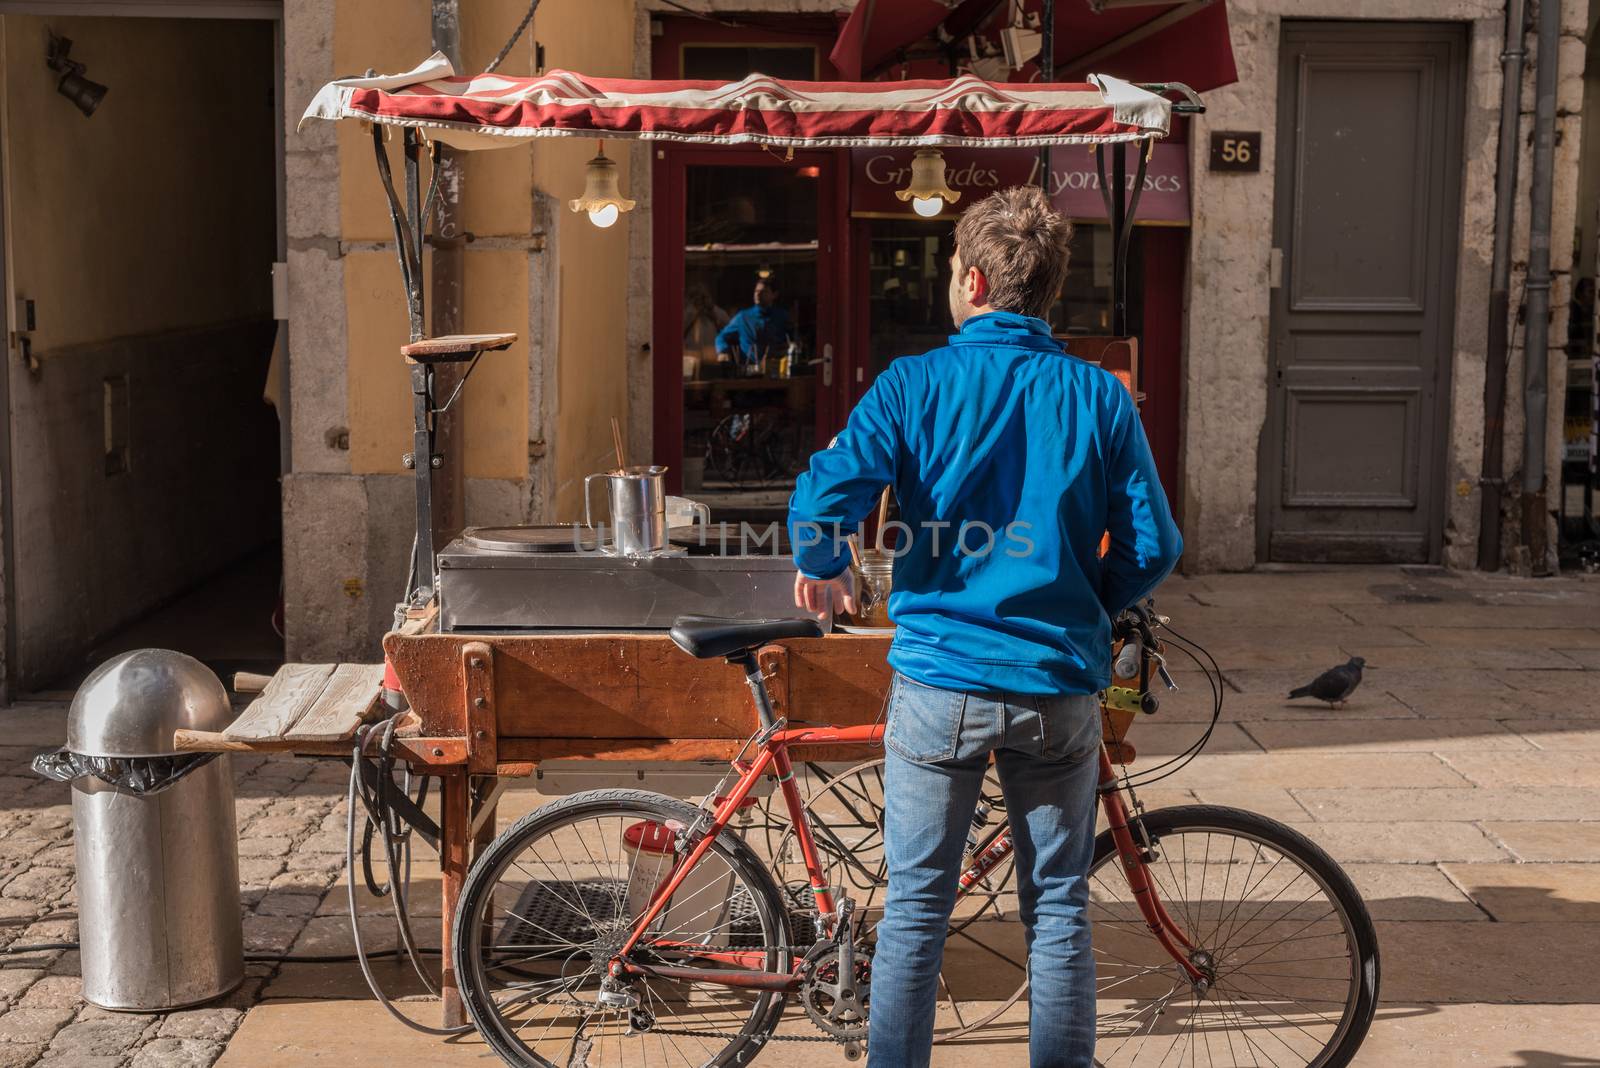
<box><xmin>585</xmin><ymin>465</ymin><xmax>669</xmax><ymax>557</ymax></box>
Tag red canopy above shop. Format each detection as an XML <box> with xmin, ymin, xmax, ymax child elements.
<box><xmin>301</xmin><ymin>52</ymin><xmax>1175</xmax><ymax>150</ymax></box>
<box><xmin>830</xmin><ymin>0</ymin><xmax>1237</xmax><ymax>92</ymax></box>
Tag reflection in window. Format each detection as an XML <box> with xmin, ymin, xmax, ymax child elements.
<box><xmin>682</xmin><ymin>165</ymin><xmax>821</xmax><ymax>510</ymax></box>
<box><xmin>863</xmin><ymin>219</ymin><xmax>1145</xmax><ymax>377</ymax></box>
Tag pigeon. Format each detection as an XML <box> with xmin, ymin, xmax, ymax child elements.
<box><xmin>1288</xmin><ymin>657</ymin><xmax>1365</xmax><ymax>708</ymax></box>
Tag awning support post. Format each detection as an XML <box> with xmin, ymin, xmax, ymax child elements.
<box><xmin>1093</xmin><ymin>140</ymin><xmax>1150</xmax><ymax>346</ymax></box>
<box><xmin>370</xmin><ymin>122</ymin><xmax>447</xmax><ymax>607</ymax></box>
<box><xmin>1037</xmin><ymin>0</ymin><xmax>1055</xmax><ymax>196</ymax></box>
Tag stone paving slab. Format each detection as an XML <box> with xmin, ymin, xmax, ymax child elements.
<box><xmin>1339</xmin><ymin>602</ymin><xmax>1600</xmax><ymax>628</ymax></box>
<box><xmin>1242</xmin><ymin>718</ymin><xmax>1537</xmax><ymax>752</ymax></box>
<box><xmin>1283</xmin><ymin>822</ymin><xmax>1510</xmax><ymax>863</ymax></box>
<box><xmin>1378</xmin><ymin>922</ymin><xmax>1600</xmax><ymax>1003</ymax></box>
<box><xmin>1223</xmin><ymin>666</ymin><xmax>1516</xmax><ymax>695</ymax></box>
<box><xmin>1341</xmin><ymin>863</ymin><xmax>1487</xmax><ymax>922</ymax></box>
<box><xmin>213</xmin><ymin>1001</ymin><xmax>493</xmax><ymax>1066</ymax></box>
<box><xmin>1124</xmin><ymin>720</ymin><xmax>1262</xmax><ymax>756</ymax></box>
<box><xmin>1337</xmin><ymin>644</ymin><xmax>1588</xmax><ymax>671</ymax></box>
<box><xmin>1407</xmin><ymin>627</ymin><xmax>1600</xmax><ymax>649</ymax></box>
<box><xmin>1351</xmin><ymin>1002</ymin><xmax>1600</xmax><ymax>1066</ymax></box>
<box><xmin>1216</xmin><ymin>689</ymin><xmax>1421</xmax><ymax>720</ymax></box>
<box><xmin>1440</xmin><ymin>863</ymin><xmax>1600</xmax><ymax>922</ymax></box>
<box><xmin>1480</xmin><ymin>821</ymin><xmax>1600</xmax><ymax>862</ymax></box>
<box><xmin>1440</xmin><ymin>752</ymin><xmax>1600</xmax><ymax>787</ymax></box>
<box><xmin>1509</xmin><ymin>722</ymin><xmax>1600</xmax><ymax>749</ymax></box>
<box><xmin>1179</xmin><ymin>623</ymin><xmax>1426</xmax><ymax>648</ymax></box>
<box><xmin>1186</xmin><ymin>784</ymin><xmax>1311</xmax><ymax>822</ymax></box>
<box><xmin>1294</xmin><ymin>787</ymin><xmax>1600</xmax><ymax>823</ymax></box>
<box><xmin>1174</xmin><ymin>752</ymin><xmax>1469</xmax><ymax>788</ymax></box>
<box><xmin>1555</xmin><ymin>647</ymin><xmax>1600</xmax><ymax>669</ymax></box>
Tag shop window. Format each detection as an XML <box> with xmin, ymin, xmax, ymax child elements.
<box><xmin>682</xmin><ymin>164</ymin><xmax>821</xmax><ymax>502</ymax></box>
<box><xmin>863</xmin><ymin>220</ymin><xmax>1146</xmax><ymax>378</ymax></box>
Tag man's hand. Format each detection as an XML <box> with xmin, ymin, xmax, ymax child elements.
<box><xmin>794</xmin><ymin>570</ymin><xmax>858</xmax><ymax>617</ymax></box>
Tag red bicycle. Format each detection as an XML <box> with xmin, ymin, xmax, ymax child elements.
<box><xmin>452</xmin><ymin>609</ymin><xmax>1379</xmax><ymax>1067</ymax></box>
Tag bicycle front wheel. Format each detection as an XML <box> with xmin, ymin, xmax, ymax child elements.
<box><xmin>453</xmin><ymin>789</ymin><xmax>791</xmax><ymax>1068</ymax></box>
<box><xmin>1089</xmin><ymin>805</ymin><xmax>1379</xmax><ymax>1068</ymax></box>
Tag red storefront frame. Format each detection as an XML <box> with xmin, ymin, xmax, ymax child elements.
<box><xmin>650</xmin><ymin>15</ymin><xmax>1185</xmax><ymax>502</ymax></box>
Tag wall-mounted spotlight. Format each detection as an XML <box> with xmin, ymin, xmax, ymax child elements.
<box><xmin>568</xmin><ymin>143</ymin><xmax>635</xmax><ymax>229</ymax></box>
<box><xmin>47</xmin><ymin>34</ymin><xmax>108</xmax><ymax>118</ymax></box>
<box><xmin>895</xmin><ymin>148</ymin><xmax>961</xmax><ymax>218</ymax></box>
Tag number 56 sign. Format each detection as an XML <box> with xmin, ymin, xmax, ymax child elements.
<box><xmin>1208</xmin><ymin>131</ymin><xmax>1261</xmax><ymax>173</ymax></box>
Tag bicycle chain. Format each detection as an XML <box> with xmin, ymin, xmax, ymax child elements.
<box><xmin>556</xmin><ymin>945</ymin><xmax>854</xmax><ymax>1046</ymax></box>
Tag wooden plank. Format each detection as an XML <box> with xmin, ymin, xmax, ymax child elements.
<box><xmin>232</xmin><ymin>671</ymin><xmax>272</xmax><ymax>695</ymax></box>
<box><xmin>438</xmin><ymin>771</ymin><xmax>472</xmax><ymax>1028</ymax></box>
<box><xmin>784</xmin><ymin>637</ymin><xmax>892</xmax><ymax>727</ymax></box>
<box><xmin>400</xmin><ymin>332</ymin><xmax>517</xmax><ymax>363</ymax></box>
<box><xmin>284</xmin><ymin>664</ymin><xmax>386</xmax><ymax>743</ymax></box>
<box><xmin>497</xmin><ymin>737</ymin><xmax>883</xmax><ymax>765</ymax></box>
<box><xmin>462</xmin><ymin>643</ymin><xmax>497</xmax><ymax>776</ymax></box>
<box><xmin>385</xmin><ymin>632</ymin><xmax>755</xmax><ymax>739</ymax></box>
<box><xmin>224</xmin><ymin>664</ymin><xmax>335</xmax><ymax>742</ymax></box>
<box><xmin>397</xmin><ymin>600</ymin><xmax>439</xmax><ymax>636</ymax></box>
<box><xmin>173</xmin><ymin>731</ymin><xmax>468</xmax><ymax>765</ymax></box>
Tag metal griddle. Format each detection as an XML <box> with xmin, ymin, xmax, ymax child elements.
<box><xmin>437</xmin><ymin>524</ymin><xmax>820</xmax><ymax>632</ymax></box>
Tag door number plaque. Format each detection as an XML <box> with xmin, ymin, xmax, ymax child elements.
<box><xmin>1209</xmin><ymin>131</ymin><xmax>1261</xmax><ymax>172</ymax></box>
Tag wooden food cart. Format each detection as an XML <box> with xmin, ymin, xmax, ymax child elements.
<box><xmin>174</xmin><ymin>53</ymin><xmax>1199</xmax><ymax>1029</ymax></box>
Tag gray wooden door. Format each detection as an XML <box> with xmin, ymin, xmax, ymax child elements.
<box><xmin>1260</xmin><ymin>22</ymin><xmax>1466</xmax><ymax>563</ymax></box>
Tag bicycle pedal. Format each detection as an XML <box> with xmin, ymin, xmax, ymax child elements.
<box><xmin>843</xmin><ymin>1041</ymin><xmax>864</xmax><ymax>1061</ymax></box>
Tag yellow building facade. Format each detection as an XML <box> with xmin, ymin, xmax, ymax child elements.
<box><xmin>284</xmin><ymin>0</ymin><xmax>637</xmax><ymax>659</ymax></box>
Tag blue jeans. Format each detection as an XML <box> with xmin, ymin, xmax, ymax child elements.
<box><xmin>867</xmin><ymin>673</ymin><xmax>1101</xmax><ymax>1068</ymax></box>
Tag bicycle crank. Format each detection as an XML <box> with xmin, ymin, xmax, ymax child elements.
<box><xmin>800</xmin><ymin>937</ymin><xmax>872</xmax><ymax>1048</ymax></box>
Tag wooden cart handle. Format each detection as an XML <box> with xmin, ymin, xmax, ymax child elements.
<box><xmin>173</xmin><ymin>729</ymin><xmax>255</xmax><ymax>752</ymax></box>
<box><xmin>232</xmin><ymin>672</ymin><xmax>272</xmax><ymax>695</ymax></box>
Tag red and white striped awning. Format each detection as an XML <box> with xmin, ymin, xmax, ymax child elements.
<box><xmin>301</xmin><ymin>53</ymin><xmax>1171</xmax><ymax>150</ymax></box>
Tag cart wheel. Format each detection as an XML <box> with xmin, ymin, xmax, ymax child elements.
<box><xmin>453</xmin><ymin>789</ymin><xmax>790</xmax><ymax>1067</ymax></box>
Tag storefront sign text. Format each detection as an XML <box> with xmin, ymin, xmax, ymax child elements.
<box><xmin>850</xmin><ymin>143</ymin><xmax>1190</xmax><ymax>224</ymax></box>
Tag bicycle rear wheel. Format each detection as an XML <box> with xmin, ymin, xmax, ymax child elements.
<box><xmin>453</xmin><ymin>789</ymin><xmax>790</xmax><ymax>1068</ymax></box>
<box><xmin>763</xmin><ymin>760</ymin><xmax>1027</xmax><ymax>1041</ymax></box>
<box><xmin>1088</xmin><ymin>805</ymin><xmax>1379</xmax><ymax>1068</ymax></box>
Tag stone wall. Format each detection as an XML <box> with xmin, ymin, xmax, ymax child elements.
<box><xmin>1183</xmin><ymin>0</ymin><xmax>1586</xmax><ymax>572</ymax></box>
<box><xmin>282</xmin><ymin>0</ymin><xmax>630</xmax><ymax>661</ymax></box>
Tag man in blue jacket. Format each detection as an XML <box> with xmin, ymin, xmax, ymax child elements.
<box><xmin>715</xmin><ymin>275</ymin><xmax>792</xmax><ymax>367</ymax></box>
<box><xmin>788</xmin><ymin>186</ymin><xmax>1182</xmax><ymax>1068</ymax></box>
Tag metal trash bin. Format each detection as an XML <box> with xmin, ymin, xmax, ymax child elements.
<box><xmin>34</xmin><ymin>650</ymin><xmax>243</xmax><ymax>1010</ymax></box>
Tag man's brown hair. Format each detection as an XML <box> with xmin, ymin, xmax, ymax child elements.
<box><xmin>953</xmin><ymin>185</ymin><xmax>1073</xmax><ymax>319</ymax></box>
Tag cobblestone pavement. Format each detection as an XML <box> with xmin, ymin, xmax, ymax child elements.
<box><xmin>0</xmin><ymin>566</ymin><xmax>1595</xmax><ymax>1066</ymax></box>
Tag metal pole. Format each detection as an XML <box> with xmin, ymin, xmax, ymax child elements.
<box><xmin>1476</xmin><ymin>0</ymin><xmax>1528</xmax><ymax>571</ymax></box>
<box><xmin>1521</xmin><ymin>0</ymin><xmax>1560</xmax><ymax>574</ymax></box>
<box><xmin>1038</xmin><ymin>0</ymin><xmax>1054</xmax><ymax>193</ymax></box>
<box><xmin>431</xmin><ymin>0</ymin><xmax>467</xmax><ymax>546</ymax></box>
<box><xmin>1110</xmin><ymin>146</ymin><xmax>1127</xmax><ymax>335</ymax></box>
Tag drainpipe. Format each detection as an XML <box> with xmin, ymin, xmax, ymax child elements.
<box><xmin>1476</xmin><ymin>0</ymin><xmax>1529</xmax><ymax>570</ymax></box>
<box><xmin>430</xmin><ymin>0</ymin><xmax>467</xmax><ymax>544</ymax></box>
<box><xmin>1521</xmin><ymin>0</ymin><xmax>1561</xmax><ymax>575</ymax></box>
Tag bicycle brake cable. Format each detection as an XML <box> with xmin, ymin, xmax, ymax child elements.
<box><xmin>1114</xmin><ymin>625</ymin><xmax>1225</xmax><ymax>789</ymax></box>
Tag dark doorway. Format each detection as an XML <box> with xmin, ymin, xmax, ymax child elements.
<box><xmin>1</xmin><ymin>14</ymin><xmax>283</xmax><ymax>691</ymax></box>
<box><xmin>1260</xmin><ymin>21</ymin><xmax>1466</xmax><ymax>563</ymax></box>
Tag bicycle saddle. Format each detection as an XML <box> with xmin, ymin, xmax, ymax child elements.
<box><xmin>668</xmin><ymin>615</ymin><xmax>823</xmax><ymax>659</ymax></box>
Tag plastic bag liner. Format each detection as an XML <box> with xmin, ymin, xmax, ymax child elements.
<box><xmin>32</xmin><ymin>749</ymin><xmax>218</xmax><ymax>794</ymax></box>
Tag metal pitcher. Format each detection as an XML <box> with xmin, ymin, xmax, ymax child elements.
<box><xmin>585</xmin><ymin>465</ymin><xmax>669</xmax><ymax>556</ymax></box>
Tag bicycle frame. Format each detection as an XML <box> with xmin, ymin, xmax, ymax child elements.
<box><xmin>611</xmin><ymin>713</ymin><xmax>1208</xmax><ymax>993</ymax></box>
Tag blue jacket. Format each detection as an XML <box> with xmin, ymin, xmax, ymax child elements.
<box><xmin>788</xmin><ymin>311</ymin><xmax>1182</xmax><ymax>695</ymax></box>
<box><xmin>716</xmin><ymin>305</ymin><xmax>792</xmax><ymax>363</ymax></box>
